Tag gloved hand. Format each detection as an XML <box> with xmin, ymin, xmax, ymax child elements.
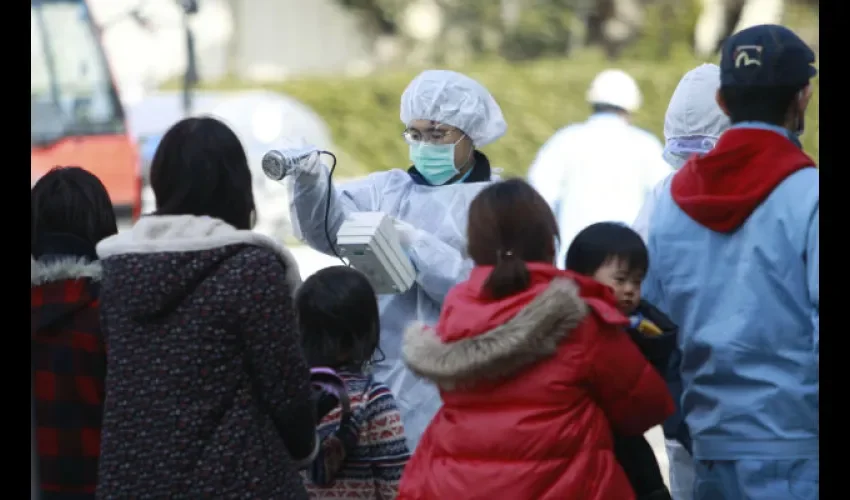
<box><xmin>391</xmin><ymin>217</ymin><xmax>421</xmax><ymax>250</ymax></box>
<box><xmin>295</xmin><ymin>151</ymin><xmax>324</xmax><ymax>179</ymax></box>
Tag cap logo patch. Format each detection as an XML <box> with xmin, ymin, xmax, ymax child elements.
<box><xmin>734</xmin><ymin>45</ymin><xmax>763</xmax><ymax>68</ymax></box>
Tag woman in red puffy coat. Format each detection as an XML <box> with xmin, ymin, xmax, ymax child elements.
<box><xmin>398</xmin><ymin>179</ymin><xmax>674</xmax><ymax>500</ymax></box>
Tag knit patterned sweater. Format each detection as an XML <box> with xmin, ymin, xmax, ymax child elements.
<box><xmin>303</xmin><ymin>371</ymin><xmax>411</xmax><ymax>500</ymax></box>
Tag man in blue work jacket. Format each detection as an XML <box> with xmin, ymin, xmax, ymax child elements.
<box><xmin>642</xmin><ymin>24</ymin><xmax>819</xmax><ymax>500</ymax></box>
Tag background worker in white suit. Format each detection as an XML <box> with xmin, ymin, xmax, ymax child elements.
<box><xmin>527</xmin><ymin>69</ymin><xmax>671</xmax><ymax>265</ymax></box>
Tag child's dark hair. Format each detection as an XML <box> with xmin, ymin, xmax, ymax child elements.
<box><xmin>31</xmin><ymin>166</ymin><xmax>118</xmax><ymax>254</ymax></box>
<box><xmin>295</xmin><ymin>266</ymin><xmax>380</xmax><ymax>369</ymax></box>
<box><xmin>467</xmin><ymin>178</ymin><xmax>559</xmax><ymax>299</ymax></box>
<box><xmin>565</xmin><ymin>222</ymin><xmax>648</xmax><ymax>276</ymax></box>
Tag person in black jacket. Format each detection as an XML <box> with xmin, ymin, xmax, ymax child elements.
<box><xmin>566</xmin><ymin>222</ymin><xmax>677</xmax><ymax>500</ymax></box>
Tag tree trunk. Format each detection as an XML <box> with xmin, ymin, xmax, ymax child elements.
<box><xmin>225</xmin><ymin>0</ymin><xmax>241</xmax><ymax>79</ymax></box>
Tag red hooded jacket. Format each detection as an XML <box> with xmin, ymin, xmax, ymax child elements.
<box><xmin>397</xmin><ymin>263</ymin><xmax>674</xmax><ymax>500</ymax></box>
<box><xmin>671</xmin><ymin>128</ymin><xmax>815</xmax><ymax>232</ymax></box>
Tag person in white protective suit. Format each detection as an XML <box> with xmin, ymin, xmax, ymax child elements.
<box><xmin>633</xmin><ymin>63</ymin><xmax>731</xmax><ymax>242</ymax></box>
<box><xmin>287</xmin><ymin>70</ymin><xmax>507</xmax><ymax>450</ymax></box>
<box><xmin>527</xmin><ymin>69</ymin><xmax>672</xmax><ymax>265</ymax></box>
<box><xmin>632</xmin><ymin>63</ymin><xmax>731</xmax><ymax>500</ymax></box>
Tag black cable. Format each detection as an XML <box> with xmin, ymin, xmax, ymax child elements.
<box><xmin>319</xmin><ymin>152</ymin><xmax>349</xmax><ymax>267</ymax></box>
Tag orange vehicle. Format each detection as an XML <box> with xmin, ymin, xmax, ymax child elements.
<box><xmin>31</xmin><ymin>0</ymin><xmax>141</xmax><ymax>221</ymax></box>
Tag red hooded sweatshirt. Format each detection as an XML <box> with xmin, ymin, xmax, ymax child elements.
<box><xmin>671</xmin><ymin>127</ymin><xmax>815</xmax><ymax>232</ymax></box>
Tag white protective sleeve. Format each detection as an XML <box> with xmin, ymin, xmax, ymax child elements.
<box><xmin>288</xmin><ymin>164</ymin><xmax>488</xmax><ymax>450</ymax></box>
<box><xmin>287</xmin><ymin>165</ymin><xmax>476</xmax><ymax>304</ymax></box>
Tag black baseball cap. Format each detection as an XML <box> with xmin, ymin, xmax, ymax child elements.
<box><xmin>720</xmin><ymin>24</ymin><xmax>816</xmax><ymax>88</ymax></box>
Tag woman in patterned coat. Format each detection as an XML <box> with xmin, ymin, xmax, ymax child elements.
<box><xmin>95</xmin><ymin>117</ymin><xmax>317</xmax><ymax>499</ymax></box>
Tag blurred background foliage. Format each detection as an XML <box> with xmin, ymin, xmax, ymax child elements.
<box><xmin>185</xmin><ymin>0</ymin><xmax>819</xmax><ymax>177</ymax></box>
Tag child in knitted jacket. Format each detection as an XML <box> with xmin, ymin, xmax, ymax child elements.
<box><xmin>295</xmin><ymin>266</ymin><xmax>411</xmax><ymax>500</ymax></box>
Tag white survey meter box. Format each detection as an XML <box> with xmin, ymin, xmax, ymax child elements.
<box><xmin>336</xmin><ymin>212</ymin><xmax>416</xmax><ymax>295</ymax></box>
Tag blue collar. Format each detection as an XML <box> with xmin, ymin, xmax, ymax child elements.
<box><xmin>730</xmin><ymin>121</ymin><xmax>803</xmax><ymax>149</ymax></box>
<box><xmin>455</xmin><ymin>167</ymin><xmax>474</xmax><ymax>183</ymax></box>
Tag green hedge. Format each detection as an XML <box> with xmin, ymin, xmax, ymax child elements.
<box><xmin>202</xmin><ymin>53</ymin><xmax>819</xmax><ymax>176</ymax></box>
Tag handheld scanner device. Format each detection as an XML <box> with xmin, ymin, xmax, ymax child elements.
<box><xmin>336</xmin><ymin>212</ymin><xmax>416</xmax><ymax>295</ymax></box>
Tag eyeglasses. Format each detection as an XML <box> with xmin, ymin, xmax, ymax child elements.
<box><xmin>402</xmin><ymin>125</ymin><xmax>463</xmax><ymax>145</ymax></box>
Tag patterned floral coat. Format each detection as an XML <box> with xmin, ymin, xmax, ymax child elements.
<box><xmin>95</xmin><ymin>215</ymin><xmax>317</xmax><ymax>499</ymax></box>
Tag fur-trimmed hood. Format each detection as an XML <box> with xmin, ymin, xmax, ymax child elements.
<box><xmin>31</xmin><ymin>256</ymin><xmax>103</xmax><ymax>332</ymax></box>
<box><xmin>31</xmin><ymin>256</ymin><xmax>102</xmax><ymax>287</ymax></box>
<box><xmin>95</xmin><ymin>215</ymin><xmax>302</xmax><ymax>319</ymax></box>
<box><xmin>403</xmin><ymin>278</ymin><xmax>589</xmax><ymax>388</ymax></box>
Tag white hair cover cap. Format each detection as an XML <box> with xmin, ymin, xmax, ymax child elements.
<box><xmin>586</xmin><ymin>69</ymin><xmax>642</xmax><ymax>112</ymax></box>
<box><xmin>664</xmin><ymin>63</ymin><xmax>731</xmax><ymax>147</ymax></box>
<box><xmin>400</xmin><ymin>69</ymin><xmax>508</xmax><ymax>147</ymax></box>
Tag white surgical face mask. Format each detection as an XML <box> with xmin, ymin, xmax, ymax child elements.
<box><xmin>408</xmin><ymin>134</ymin><xmax>472</xmax><ymax>185</ymax></box>
<box><xmin>662</xmin><ymin>136</ymin><xmax>718</xmax><ymax>169</ymax></box>
<box><xmin>409</xmin><ymin>142</ymin><xmax>459</xmax><ymax>185</ymax></box>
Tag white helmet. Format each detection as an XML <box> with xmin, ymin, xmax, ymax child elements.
<box><xmin>586</xmin><ymin>69</ymin><xmax>642</xmax><ymax>113</ymax></box>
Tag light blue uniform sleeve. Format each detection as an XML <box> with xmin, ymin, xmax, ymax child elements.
<box><xmin>641</xmin><ymin>215</ymin><xmax>686</xmax><ymax>426</ymax></box>
<box><xmin>642</xmin><ymin>229</ymin><xmax>664</xmax><ymax>310</ymax></box>
<box><xmin>807</xmin><ymin>205</ymin><xmax>819</xmax><ymax>365</ymax></box>
<box><xmin>288</xmin><ymin>165</ymin><xmax>387</xmax><ymax>255</ymax></box>
<box><xmin>407</xmin><ymin>232</ymin><xmax>473</xmax><ymax>305</ymax></box>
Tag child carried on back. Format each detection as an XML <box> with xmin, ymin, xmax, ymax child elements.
<box><xmin>566</xmin><ymin>222</ymin><xmax>677</xmax><ymax>500</ymax></box>
<box><xmin>295</xmin><ymin>266</ymin><xmax>411</xmax><ymax>500</ymax></box>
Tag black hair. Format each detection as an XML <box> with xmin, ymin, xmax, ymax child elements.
<box><xmin>565</xmin><ymin>222</ymin><xmax>648</xmax><ymax>277</ymax></box>
<box><xmin>31</xmin><ymin>166</ymin><xmax>118</xmax><ymax>253</ymax></box>
<box><xmin>150</xmin><ymin>116</ymin><xmax>256</xmax><ymax>230</ymax></box>
<box><xmin>592</xmin><ymin>103</ymin><xmax>628</xmax><ymax>115</ymax></box>
<box><xmin>467</xmin><ymin>178</ymin><xmax>559</xmax><ymax>299</ymax></box>
<box><xmin>295</xmin><ymin>266</ymin><xmax>380</xmax><ymax>370</ymax></box>
<box><xmin>718</xmin><ymin>84</ymin><xmax>804</xmax><ymax>126</ymax></box>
